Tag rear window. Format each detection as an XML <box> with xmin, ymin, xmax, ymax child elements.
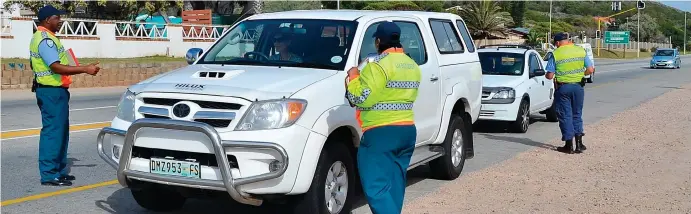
<box><xmin>429</xmin><ymin>19</ymin><xmax>464</xmax><ymax>54</ymax></box>
<box><xmin>479</xmin><ymin>52</ymin><xmax>525</xmax><ymax>76</ymax></box>
<box><xmin>455</xmin><ymin>20</ymin><xmax>475</xmax><ymax>53</ymax></box>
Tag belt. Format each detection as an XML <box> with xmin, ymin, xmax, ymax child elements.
<box><xmin>556</xmin><ymin>81</ymin><xmax>580</xmax><ymax>85</ymax></box>
<box><xmin>32</xmin><ymin>80</ymin><xmax>68</xmax><ymax>92</ymax></box>
<box><xmin>36</xmin><ymin>83</ymin><xmax>67</xmax><ymax>89</ymax></box>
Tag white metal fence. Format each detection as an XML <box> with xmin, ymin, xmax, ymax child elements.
<box><xmin>2</xmin><ymin>16</ymin><xmax>227</xmax><ymax>58</ymax></box>
<box><xmin>1</xmin><ymin>16</ymin><xmax>11</xmax><ymax>36</ymax></box>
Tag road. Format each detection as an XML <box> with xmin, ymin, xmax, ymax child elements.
<box><xmin>1</xmin><ymin>57</ymin><xmax>690</xmax><ymax>214</ymax></box>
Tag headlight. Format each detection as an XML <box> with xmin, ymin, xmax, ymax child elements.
<box><xmin>492</xmin><ymin>88</ymin><xmax>515</xmax><ymax>99</ymax></box>
<box><xmin>116</xmin><ymin>89</ymin><xmax>136</xmax><ymax>122</ymax></box>
<box><xmin>234</xmin><ymin>99</ymin><xmax>307</xmax><ymax>131</ymax></box>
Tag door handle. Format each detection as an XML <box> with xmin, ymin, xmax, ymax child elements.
<box><xmin>542</xmin><ymin>81</ymin><xmax>545</xmax><ymax>86</ymax></box>
<box><xmin>430</xmin><ymin>76</ymin><xmax>439</xmax><ymax>81</ymax></box>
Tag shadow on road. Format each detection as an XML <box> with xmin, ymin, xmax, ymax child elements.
<box><xmin>93</xmin><ymin>164</ymin><xmax>434</xmax><ymax>213</ymax></box>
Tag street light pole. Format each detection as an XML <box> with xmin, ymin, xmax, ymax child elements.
<box><xmin>549</xmin><ymin>0</ymin><xmax>552</xmax><ymax>43</ymax></box>
<box><xmin>637</xmin><ymin>7</ymin><xmax>640</xmax><ymax>57</ymax></box>
<box><xmin>685</xmin><ymin>12</ymin><xmax>687</xmax><ymax>54</ymax></box>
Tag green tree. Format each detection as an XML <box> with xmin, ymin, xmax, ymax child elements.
<box><xmin>509</xmin><ymin>1</ymin><xmax>526</xmax><ymax>27</ymax></box>
<box><xmin>320</xmin><ymin>1</ymin><xmax>443</xmax><ymax>12</ymax></box>
<box><xmin>620</xmin><ymin>13</ymin><xmax>661</xmax><ymax>42</ymax></box>
<box><xmin>3</xmin><ymin>0</ymin><xmax>183</xmax><ymax>20</ymax></box>
<box><xmin>450</xmin><ymin>1</ymin><xmax>513</xmax><ymax>39</ymax></box>
<box><xmin>263</xmin><ymin>0</ymin><xmax>321</xmax><ymax>13</ymax></box>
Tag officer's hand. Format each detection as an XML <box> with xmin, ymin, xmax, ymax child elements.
<box><xmin>347</xmin><ymin>67</ymin><xmax>359</xmax><ymax>77</ymax></box>
<box><xmin>84</xmin><ymin>62</ymin><xmax>100</xmax><ymax>75</ymax></box>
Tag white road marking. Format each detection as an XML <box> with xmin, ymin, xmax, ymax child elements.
<box><xmin>1</xmin><ymin>128</ymin><xmax>102</xmax><ymax>141</ymax></box>
<box><xmin>2</xmin><ymin>121</ymin><xmax>112</xmax><ymax>132</ymax></box>
<box><xmin>69</xmin><ymin>106</ymin><xmax>117</xmax><ymax>112</ymax></box>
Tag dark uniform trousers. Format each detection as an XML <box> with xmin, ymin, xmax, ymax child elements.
<box><xmin>35</xmin><ymin>86</ymin><xmax>71</xmax><ymax>182</ymax></box>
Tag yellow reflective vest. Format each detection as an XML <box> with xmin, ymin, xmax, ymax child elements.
<box><xmin>346</xmin><ymin>48</ymin><xmax>421</xmax><ymax>132</ymax></box>
<box><xmin>553</xmin><ymin>44</ymin><xmax>587</xmax><ymax>83</ymax></box>
<box><xmin>29</xmin><ymin>27</ymin><xmax>72</xmax><ymax>87</ymax></box>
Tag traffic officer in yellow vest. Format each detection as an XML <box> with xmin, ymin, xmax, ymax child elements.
<box><xmin>32</xmin><ymin>5</ymin><xmax>100</xmax><ymax>186</ymax></box>
<box><xmin>345</xmin><ymin>21</ymin><xmax>421</xmax><ymax>213</ymax></box>
<box><xmin>545</xmin><ymin>33</ymin><xmax>594</xmax><ymax>154</ymax></box>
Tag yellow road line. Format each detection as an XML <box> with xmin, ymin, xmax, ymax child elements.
<box><xmin>0</xmin><ymin>180</ymin><xmax>119</xmax><ymax>207</ymax></box>
<box><xmin>1</xmin><ymin>122</ymin><xmax>111</xmax><ymax>139</ymax></box>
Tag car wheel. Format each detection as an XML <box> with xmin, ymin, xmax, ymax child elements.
<box><xmin>292</xmin><ymin>141</ymin><xmax>356</xmax><ymax>214</ymax></box>
<box><xmin>429</xmin><ymin>114</ymin><xmax>469</xmax><ymax>180</ymax></box>
<box><xmin>131</xmin><ymin>184</ymin><xmax>186</xmax><ymax>211</ymax></box>
<box><xmin>510</xmin><ymin>100</ymin><xmax>530</xmax><ymax>133</ymax></box>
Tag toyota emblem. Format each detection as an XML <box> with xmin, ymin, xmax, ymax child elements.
<box><xmin>172</xmin><ymin>103</ymin><xmax>191</xmax><ymax>118</ymax></box>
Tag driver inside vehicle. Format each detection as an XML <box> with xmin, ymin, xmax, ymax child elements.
<box><xmin>270</xmin><ymin>32</ymin><xmax>303</xmax><ymax>63</ymax></box>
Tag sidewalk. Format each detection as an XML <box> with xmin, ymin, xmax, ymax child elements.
<box><xmin>404</xmin><ymin>83</ymin><xmax>691</xmax><ymax>213</ymax></box>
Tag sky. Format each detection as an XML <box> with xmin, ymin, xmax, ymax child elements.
<box><xmin>660</xmin><ymin>1</ymin><xmax>691</xmax><ymax>12</ymax></box>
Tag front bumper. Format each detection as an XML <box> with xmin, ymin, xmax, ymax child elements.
<box><xmin>650</xmin><ymin>62</ymin><xmax>675</xmax><ymax>68</ymax></box>
<box><xmin>97</xmin><ymin>118</ymin><xmax>289</xmax><ymax>206</ymax></box>
<box><xmin>478</xmin><ymin>101</ymin><xmax>520</xmax><ymax>121</ymax></box>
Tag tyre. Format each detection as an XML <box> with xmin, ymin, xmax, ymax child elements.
<box><xmin>131</xmin><ymin>185</ymin><xmax>186</xmax><ymax>211</ymax></box>
<box><xmin>509</xmin><ymin>100</ymin><xmax>530</xmax><ymax>133</ymax></box>
<box><xmin>292</xmin><ymin>141</ymin><xmax>356</xmax><ymax>214</ymax></box>
<box><xmin>429</xmin><ymin>114</ymin><xmax>469</xmax><ymax>180</ymax></box>
<box><xmin>545</xmin><ymin>105</ymin><xmax>558</xmax><ymax>122</ymax></box>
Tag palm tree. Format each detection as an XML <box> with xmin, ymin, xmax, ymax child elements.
<box><xmin>450</xmin><ymin>1</ymin><xmax>513</xmax><ymax>40</ymax></box>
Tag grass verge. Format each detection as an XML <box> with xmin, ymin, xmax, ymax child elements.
<box><xmin>593</xmin><ymin>49</ymin><xmax>653</xmax><ymax>59</ymax></box>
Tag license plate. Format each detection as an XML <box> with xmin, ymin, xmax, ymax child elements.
<box><xmin>657</xmin><ymin>63</ymin><xmax>666</xmax><ymax>66</ymax></box>
<box><xmin>150</xmin><ymin>158</ymin><xmax>201</xmax><ymax>178</ymax></box>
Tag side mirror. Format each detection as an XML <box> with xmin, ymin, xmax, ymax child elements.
<box><xmin>531</xmin><ymin>69</ymin><xmax>546</xmax><ymax>77</ymax></box>
<box><xmin>186</xmin><ymin>48</ymin><xmax>204</xmax><ymax>65</ymax></box>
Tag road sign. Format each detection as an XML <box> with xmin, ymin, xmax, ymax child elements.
<box><xmin>604</xmin><ymin>31</ymin><xmax>630</xmax><ymax>44</ymax></box>
<box><xmin>612</xmin><ymin>1</ymin><xmax>622</xmax><ymax>11</ymax></box>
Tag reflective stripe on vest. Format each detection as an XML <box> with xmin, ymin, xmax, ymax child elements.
<box><xmin>30</xmin><ymin>28</ymin><xmax>71</xmax><ymax>87</ymax></box>
<box><xmin>553</xmin><ymin>44</ymin><xmax>587</xmax><ymax>83</ymax></box>
<box><xmin>356</xmin><ymin>102</ymin><xmax>414</xmax><ymax>111</ymax></box>
<box><xmin>346</xmin><ymin>80</ymin><xmax>421</xmax><ymax>105</ymax></box>
<box><xmin>345</xmin><ymin>48</ymin><xmax>421</xmax><ymax>131</ymax></box>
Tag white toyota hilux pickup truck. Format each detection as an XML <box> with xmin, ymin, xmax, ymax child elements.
<box><xmin>97</xmin><ymin>10</ymin><xmax>482</xmax><ymax>214</ymax></box>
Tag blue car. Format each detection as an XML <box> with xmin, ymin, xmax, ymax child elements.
<box><xmin>650</xmin><ymin>48</ymin><xmax>681</xmax><ymax>69</ymax></box>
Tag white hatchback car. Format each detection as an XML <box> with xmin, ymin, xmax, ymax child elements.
<box><xmin>477</xmin><ymin>45</ymin><xmax>558</xmax><ymax>133</ymax></box>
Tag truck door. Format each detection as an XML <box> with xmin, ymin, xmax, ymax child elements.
<box><xmin>357</xmin><ymin>17</ymin><xmax>442</xmax><ymax>145</ymax></box>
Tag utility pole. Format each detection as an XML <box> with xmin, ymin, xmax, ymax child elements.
<box><xmin>685</xmin><ymin>12</ymin><xmax>687</xmax><ymax>54</ymax></box>
<box><xmin>337</xmin><ymin>0</ymin><xmax>340</xmax><ymax>10</ymax></box>
<box><xmin>637</xmin><ymin>0</ymin><xmax>645</xmax><ymax>57</ymax></box>
<box><xmin>549</xmin><ymin>0</ymin><xmax>552</xmax><ymax>44</ymax></box>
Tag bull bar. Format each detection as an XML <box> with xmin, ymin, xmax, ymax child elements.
<box><xmin>96</xmin><ymin>118</ymin><xmax>289</xmax><ymax>206</ymax></box>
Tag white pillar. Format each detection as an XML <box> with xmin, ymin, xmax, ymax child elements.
<box><xmin>97</xmin><ymin>21</ymin><xmax>116</xmax><ymax>58</ymax></box>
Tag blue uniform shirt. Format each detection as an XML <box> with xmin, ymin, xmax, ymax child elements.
<box><xmin>545</xmin><ymin>54</ymin><xmax>594</xmax><ymax>73</ymax></box>
<box><xmin>37</xmin><ymin>39</ymin><xmax>60</xmax><ymax>66</ymax></box>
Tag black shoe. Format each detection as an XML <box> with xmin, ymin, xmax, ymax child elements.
<box><xmin>556</xmin><ymin>140</ymin><xmax>575</xmax><ymax>154</ymax></box>
<box><xmin>59</xmin><ymin>175</ymin><xmax>76</xmax><ymax>181</ymax></box>
<box><xmin>41</xmin><ymin>178</ymin><xmax>72</xmax><ymax>186</ymax></box>
<box><xmin>575</xmin><ymin>135</ymin><xmax>587</xmax><ymax>151</ymax></box>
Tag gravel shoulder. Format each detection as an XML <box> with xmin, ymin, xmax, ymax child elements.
<box><xmin>404</xmin><ymin>83</ymin><xmax>691</xmax><ymax>214</ymax></box>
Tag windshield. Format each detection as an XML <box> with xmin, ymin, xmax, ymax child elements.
<box><xmin>198</xmin><ymin>19</ymin><xmax>357</xmax><ymax>70</ymax></box>
<box><xmin>655</xmin><ymin>50</ymin><xmax>674</xmax><ymax>56</ymax></box>
<box><xmin>479</xmin><ymin>52</ymin><xmax>525</xmax><ymax>76</ymax></box>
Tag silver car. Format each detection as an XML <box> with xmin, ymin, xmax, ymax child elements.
<box><xmin>650</xmin><ymin>48</ymin><xmax>681</xmax><ymax>69</ymax></box>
